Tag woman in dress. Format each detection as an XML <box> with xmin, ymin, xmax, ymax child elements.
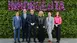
<box><xmin>37</xmin><ymin>11</ymin><xmax>46</xmax><ymax>43</ymax></box>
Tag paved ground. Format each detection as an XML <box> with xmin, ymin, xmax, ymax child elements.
<box><xmin>0</xmin><ymin>38</ymin><xmax>77</xmax><ymax>43</ymax></box>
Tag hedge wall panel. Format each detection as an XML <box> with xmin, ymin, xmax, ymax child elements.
<box><xmin>0</xmin><ymin>0</ymin><xmax>77</xmax><ymax>38</ymax></box>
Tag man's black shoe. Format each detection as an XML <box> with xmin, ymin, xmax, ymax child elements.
<box><xmin>14</xmin><ymin>41</ymin><xmax>16</xmax><ymax>43</ymax></box>
<box><xmin>56</xmin><ymin>41</ymin><xmax>60</xmax><ymax>43</ymax></box>
<box><xmin>18</xmin><ymin>40</ymin><xmax>21</xmax><ymax>43</ymax></box>
<box><xmin>34</xmin><ymin>41</ymin><xmax>37</xmax><ymax>43</ymax></box>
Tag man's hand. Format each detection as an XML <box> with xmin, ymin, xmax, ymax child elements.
<box><xmin>37</xmin><ymin>26</ymin><xmax>39</xmax><ymax>28</ymax></box>
<box><xmin>31</xmin><ymin>23</ymin><xmax>35</xmax><ymax>26</ymax></box>
<box><xmin>13</xmin><ymin>27</ymin><xmax>15</xmax><ymax>30</ymax></box>
<box><xmin>55</xmin><ymin>24</ymin><xmax>58</xmax><ymax>27</ymax></box>
<box><xmin>33</xmin><ymin>23</ymin><xmax>35</xmax><ymax>25</ymax></box>
<box><xmin>31</xmin><ymin>23</ymin><xmax>33</xmax><ymax>25</ymax></box>
<box><xmin>43</xmin><ymin>26</ymin><xmax>45</xmax><ymax>28</ymax></box>
<box><xmin>20</xmin><ymin>27</ymin><xmax>22</xmax><ymax>29</ymax></box>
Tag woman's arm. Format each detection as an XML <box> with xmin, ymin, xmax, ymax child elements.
<box><xmin>59</xmin><ymin>17</ymin><xmax>62</xmax><ymax>24</ymax></box>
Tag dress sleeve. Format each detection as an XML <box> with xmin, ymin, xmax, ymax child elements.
<box><xmin>59</xmin><ymin>17</ymin><xmax>62</xmax><ymax>24</ymax></box>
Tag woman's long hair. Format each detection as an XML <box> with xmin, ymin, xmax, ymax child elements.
<box><xmin>55</xmin><ymin>12</ymin><xmax>61</xmax><ymax>17</ymax></box>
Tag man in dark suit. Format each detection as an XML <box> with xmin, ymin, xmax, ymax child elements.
<box><xmin>13</xmin><ymin>12</ymin><xmax>22</xmax><ymax>43</ymax></box>
<box><xmin>27</xmin><ymin>9</ymin><xmax>37</xmax><ymax>43</ymax></box>
<box><xmin>21</xmin><ymin>9</ymin><xmax>28</xmax><ymax>42</ymax></box>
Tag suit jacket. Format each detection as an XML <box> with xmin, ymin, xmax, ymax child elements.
<box><xmin>13</xmin><ymin>16</ymin><xmax>22</xmax><ymax>29</ymax></box>
<box><xmin>27</xmin><ymin>14</ymin><xmax>38</xmax><ymax>26</ymax></box>
<box><xmin>45</xmin><ymin>16</ymin><xmax>54</xmax><ymax>29</ymax></box>
<box><xmin>21</xmin><ymin>13</ymin><xmax>28</xmax><ymax>26</ymax></box>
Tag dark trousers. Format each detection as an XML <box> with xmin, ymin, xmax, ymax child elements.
<box><xmin>22</xmin><ymin>24</ymin><xmax>28</xmax><ymax>41</ymax></box>
<box><xmin>55</xmin><ymin>25</ymin><xmax>61</xmax><ymax>42</ymax></box>
<box><xmin>28</xmin><ymin>25</ymin><xmax>36</xmax><ymax>43</ymax></box>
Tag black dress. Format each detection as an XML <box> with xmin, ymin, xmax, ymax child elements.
<box><xmin>37</xmin><ymin>16</ymin><xmax>46</xmax><ymax>43</ymax></box>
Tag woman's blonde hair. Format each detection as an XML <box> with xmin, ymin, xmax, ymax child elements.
<box><xmin>38</xmin><ymin>11</ymin><xmax>44</xmax><ymax>17</ymax></box>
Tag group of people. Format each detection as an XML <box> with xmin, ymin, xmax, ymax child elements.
<box><xmin>13</xmin><ymin>9</ymin><xmax>62</xmax><ymax>43</ymax></box>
